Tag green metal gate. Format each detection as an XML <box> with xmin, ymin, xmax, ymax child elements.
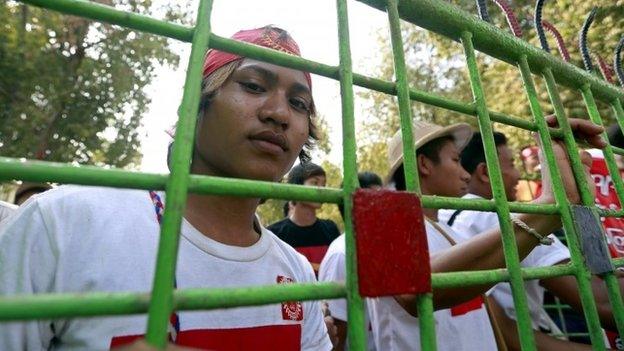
<box><xmin>2</xmin><ymin>0</ymin><xmax>624</xmax><ymax>350</ymax></box>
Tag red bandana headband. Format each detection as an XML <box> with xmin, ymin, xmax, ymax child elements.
<box><xmin>202</xmin><ymin>27</ymin><xmax>312</xmax><ymax>89</ymax></box>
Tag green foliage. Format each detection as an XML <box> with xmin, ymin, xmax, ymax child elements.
<box><xmin>0</xmin><ymin>0</ymin><xmax>184</xmax><ymax>168</ymax></box>
<box><xmin>359</xmin><ymin>0</ymin><xmax>624</xmax><ymax>176</ymax></box>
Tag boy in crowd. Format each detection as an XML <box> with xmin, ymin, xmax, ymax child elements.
<box><xmin>369</xmin><ymin>118</ymin><xmax>604</xmax><ymax>351</ymax></box>
<box><xmin>438</xmin><ymin>132</ymin><xmax>624</xmax><ymax>349</ymax></box>
<box><xmin>318</xmin><ymin>171</ymin><xmax>383</xmax><ymax>351</ymax></box>
<box><xmin>269</xmin><ymin>162</ymin><xmax>341</xmax><ymax>273</ymax></box>
<box><xmin>0</xmin><ymin>26</ymin><xmax>332</xmax><ymax>350</ymax></box>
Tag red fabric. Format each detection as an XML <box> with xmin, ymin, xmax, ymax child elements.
<box><xmin>110</xmin><ymin>325</ymin><xmax>301</xmax><ymax>350</ymax></box>
<box><xmin>295</xmin><ymin>245</ymin><xmax>329</xmax><ymax>270</ymax></box>
<box><xmin>450</xmin><ymin>296</ymin><xmax>485</xmax><ymax>317</ymax></box>
<box><xmin>203</xmin><ymin>27</ymin><xmax>311</xmax><ymax>89</ymax></box>
<box><xmin>353</xmin><ymin>189</ymin><xmax>431</xmax><ymax>297</ymax></box>
<box><xmin>591</xmin><ymin>155</ymin><xmax>624</xmax><ymax>258</ymax></box>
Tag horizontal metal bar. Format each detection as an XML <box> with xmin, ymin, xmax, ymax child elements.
<box><xmin>0</xmin><ymin>157</ymin><xmax>343</xmax><ymax>203</ymax></box>
<box><xmin>18</xmin><ymin>0</ymin><xmax>193</xmax><ymax>41</ymax></box>
<box><xmin>0</xmin><ymin>283</ymin><xmax>345</xmax><ymax>321</ymax></box>
<box><xmin>3</xmin><ymin>258</ymin><xmax>622</xmax><ymax>321</ymax></box>
<box><xmin>422</xmin><ymin>196</ymin><xmax>560</xmax><ymax>215</ymax></box>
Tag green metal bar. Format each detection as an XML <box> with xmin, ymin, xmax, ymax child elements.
<box><xmin>144</xmin><ymin>0</ymin><xmax>214</xmax><ymax>347</ymax></box>
<box><xmin>582</xmin><ymin>86</ymin><xmax>624</xmax><ymax>206</ymax></box>
<box><xmin>335</xmin><ymin>0</ymin><xmax>367</xmax><ymax>349</ymax></box>
<box><xmin>17</xmin><ymin>0</ymin><xmax>193</xmax><ymax>41</ymax></box>
<box><xmin>0</xmin><ymin>283</ymin><xmax>346</xmax><ymax>321</ymax></box>
<box><xmin>613</xmin><ymin>100</ymin><xmax>624</xmax><ymax>140</ymax></box>
<box><xmin>3</xmin><ymin>257</ymin><xmax>622</xmax><ymax>322</ymax></box>
<box><xmin>518</xmin><ymin>55</ymin><xmax>607</xmax><ymax>350</ymax></box>
<box><xmin>386</xmin><ymin>1</ymin><xmax>436</xmax><ymax>350</ymax></box>
<box><xmin>579</xmin><ymin>86</ymin><xmax>624</xmax><ymax>338</ymax></box>
<box><xmin>0</xmin><ymin>157</ymin><xmax>343</xmax><ymax>203</ymax></box>
<box><xmin>462</xmin><ymin>31</ymin><xmax>536</xmax><ymax>351</ymax></box>
<box><xmin>356</xmin><ymin>0</ymin><xmax>624</xmax><ymax>103</ymax></box>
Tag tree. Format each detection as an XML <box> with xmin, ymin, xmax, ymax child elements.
<box><xmin>0</xmin><ymin>0</ymin><xmax>187</xmax><ymax>168</ymax></box>
<box><xmin>358</xmin><ymin>0</ymin><xmax>624</xmax><ymax>177</ymax></box>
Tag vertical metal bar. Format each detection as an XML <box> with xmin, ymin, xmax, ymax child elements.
<box><xmin>544</xmin><ymin>68</ymin><xmax>624</xmax><ymax>340</ymax></box>
<box><xmin>144</xmin><ymin>0</ymin><xmax>214</xmax><ymax>347</ymax></box>
<box><xmin>461</xmin><ymin>31</ymin><xmax>536</xmax><ymax>351</ymax></box>
<box><xmin>386</xmin><ymin>0</ymin><xmax>437</xmax><ymax>350</ymax></box>
<box><xmin>580</xmin><ymin>88</ymin><xmax>624</xmax><ymax>338</ymax></box>
<box><xmin>612</xmin><ymin>100</ymin><xmax>624</xmax><ymax>141</ymax></box>
<box><xmin>336</xmin><ymin>0</ymin><xmax>367</xmax><ymax>349</ymax></box>
<box><xmin>581</xmin><ymin>86</ymin><xmax>624</xmax><ymax>205</ymax></box>
<box><xmin>519</xmin><ymin>58</ymin><xmax>607</xmax><ymax>350</ymax></box>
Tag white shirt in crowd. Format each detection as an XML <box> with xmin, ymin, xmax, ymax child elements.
<box><xmin>439</xmin><ymin>193</ymin><xmax>570</xmax><ymax>331</ymax></box>
<box><xmin>318</xmin><ymin>233</ymin><xmax>377</xmax><ymax>351</ymax></box>
<box><xmin>0</xmin><ymin>186</ymin><xmax>332</xmax><ymax>351</ymax></box>
<box><xmin>367</xmin><ymin>220</ymin><xmax>497</xmax><ymax>351</ymax></box>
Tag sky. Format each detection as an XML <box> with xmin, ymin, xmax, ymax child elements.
<box><xmin>139</xmin><ymin>0</ymin><xmax>390</xmax><ymax>173</ymax></box>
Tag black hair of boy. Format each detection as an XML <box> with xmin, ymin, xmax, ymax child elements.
<box><xmin>338</xmin><ymin>171</ymin><xmax>383</xmax><ymax>219</ymax></box>
<box><xmin>460</xmin><ymin>132</ymin><xmax>507</xmax><ymax>175</ymax></box>
<box><xmin>392</xmin><ymin>135</ymin><xmax>455</xmax><ymax>191</ymax></box>
<box><xmin>287</xmin><ymin>162</ymin><xmax>326</xmax><ymax>185</ymax></box>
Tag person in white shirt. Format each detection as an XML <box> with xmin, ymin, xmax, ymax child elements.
<box><xmin>0</xmin><ymin>26</ymin><xmax>332</xmax><ymax>351</ymax></box>
<box><xmin>369</xmin><ymin>118</ymin><xmax>605</xmax><ymax>351</ymax></box>
<box><xmin>438</xmin><ymin>132</ymin><xmax>624</xmax><ymax>340</ymax></box>
<box><xmin>318</xmin><ymin>171</ymin><xmax>383</xmax><ymax>351</ymax></box>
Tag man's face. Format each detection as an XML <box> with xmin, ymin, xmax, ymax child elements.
<box><xmin>497</xmin><ymin>145</ymin><xmax>521</xmax><ymax>201</ymax></box>
<box><xmin>423</xmin><ymin>140</ymin><xmax>471</xmax><ymax>197</ymax></box>
<box><xmin>193</xmin><ymin>59</ymin><xmax>312</xmax><ymax>182</ymax></box>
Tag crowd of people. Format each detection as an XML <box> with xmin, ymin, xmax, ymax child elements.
<box><xmin>1</xmin><ymin>25</ymin><xmax>623</xmax><ymax>351</ymax></box>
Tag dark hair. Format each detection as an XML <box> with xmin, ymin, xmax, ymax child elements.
<box><xmin>339</xmin><ymin>171</ymin><xmax>383</xmax><ymax>218</ymax></box>
<box><xmin>287</xmin><ymin>162</ymin><xmax>325</xmax><ymax>185</ymax></box>
<box><xmin>392</xmin><ymin>135</ymin><xmax>455</xmax><ymax>191</ymax></box>
<box><xmin>608</xmin><ymin>124</ymin><xmax>624</xmax><ymax>149</ymax></box>
<box><xmin>460</xmin><ymin>132</ymin><xmax>507</xmax><ymax>174</ymax></box>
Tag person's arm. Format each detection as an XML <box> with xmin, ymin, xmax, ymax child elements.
<box><xmin>541</xmin><ymin>263</ymin><xmax>623</xmax><ymax>331</ymax></box>
<box><xmin>397</xmin><ymin>117</ymin><xmax>605</xmax><ymax>314</ymax></box>
<box><xmin>487</xmin><ymin>297</ymin><xmax>596</xmax><ymax>351</ymax></box>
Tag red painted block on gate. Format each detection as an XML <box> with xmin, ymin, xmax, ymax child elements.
<box><xmin>353</xmin><ymin>189</ymin><xmax>431</xmax><ymax>296</ymax></box>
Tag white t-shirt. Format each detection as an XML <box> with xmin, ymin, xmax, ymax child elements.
<box><xmin>367</xmin><ymin>220</ymin><xmax>497</xmax><ymax>351</ymax></box>
<box><xmin>439</xmin><ymin>193</ymin><xmax>571</xmax><ymax>331</ymax></box>
<box><xmin>0</xmin><ymin>186</ymin><xmax>332</xmax><ymax>351</ymax></box>
<box><xmin>318</xmin><ymin>234</ymin><xmax>376</xmax><ymax>351</ymax></box>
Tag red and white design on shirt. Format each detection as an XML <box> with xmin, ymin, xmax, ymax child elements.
<box><xmin>589</xmin><ymin>150</ymin><xmax>624</xmax><ymax>257</ymax></box>
<box><xmin>450</xmin><ymin>296</ymin><xmax>484</xmax><ymax>317</ymax></box>
<box><xmin>110</xmin><ymin>325</ymin><xmax>302</xmax><ymax>350</ymax></box>
<box><xmin>277</xmin><ymin>275</ymin><xmax>304</xmax><ymax>321</ymax></box>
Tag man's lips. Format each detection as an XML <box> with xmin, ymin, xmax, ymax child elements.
<box><xmin>249</xmin><ymin>131</ymin><xmax>289</xmax><ymax>154</ymax></box>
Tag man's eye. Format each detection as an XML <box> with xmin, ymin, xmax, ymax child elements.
<box><xmin>290</xmin><ymin>98</ymin><xmax>310</xmax><ymax>113</ymax></box>
<box><xmin>239</xmin><ymin>82</ymin><xmax>265</xmax><ymax>93</ymax></box>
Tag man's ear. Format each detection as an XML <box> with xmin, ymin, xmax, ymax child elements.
<box><xmin>417</xmin><ymin>154</ymin><xmax>433</xmax><ymax>177</ymax></box>
<box><xmin>476</xmin><ymin>162</ymin><xmax>490</xmax><ymax>183</ymax></box>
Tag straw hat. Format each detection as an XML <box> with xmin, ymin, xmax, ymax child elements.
<box><xmin>385</xmin><ymin>121</ymin><xmax>473</xmax><ymax>184</ymax></box>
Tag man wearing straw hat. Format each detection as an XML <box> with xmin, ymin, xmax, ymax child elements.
<box><xmin>367</xmin><ymin>117</ymin><xmax>605</xmax><ymax>351</ymax></box>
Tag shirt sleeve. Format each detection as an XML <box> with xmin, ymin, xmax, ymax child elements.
<box><xmin>0</xmin><ymin>200</ymin><xmax>57</xmax><ymax>350</ymax></box>
<box><xmin>300</xmin><ymin>262</ymin><xmax>333</xmax><ymax>351</ymax></box>
<box><xmin>318</xmin><ymin>251</ymin><xmax>347</xmax><ymax>321</ymax></box>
